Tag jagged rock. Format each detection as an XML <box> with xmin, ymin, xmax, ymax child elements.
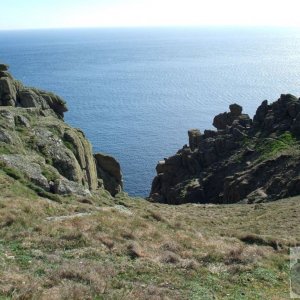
<box><xmin>292</xmin><ymin>112</ymin><xmax>300</xmax><ymax>135</ymax></box>
<box><xmin>213</xmin><ymin>112</ymin><xmax>231</xmax><ymax>130</ymax></box>
<box><xmin>0</xmin><ymin>65</ymin><xmax>67</xmax><ymax>118</ymax></box>
<box><xmin>0</xmin><ymin>64</ymin><xmax>9</xmax><ymax>71</ymax></box>
<box><xmin>229</xmin><ymin>103</ymin><xmax>242</xmax><ymax>116</ymax></box>
<box><xmin>150</xmin><ymin>95</ymin><xmax>300</xmax><ymax>204</ymax></box>
<box><xmin>232</xmin><ymin>128</ymin><xmax>247</xmax><ymax>140</ymax></box>
<box><xmin>188</xmin><ymin>129</ymin><xmax>201</xmax><ymax>151</ymax></box>
<box><xmin>94</xmin><ymin>153</ymin><xmax>123</xmax><ymax>196</ymax></box>
<box><xmin>0</xmin><ymin>77</ymin><xmax>17</xmax><ymax>106</ymax></box>
<box><xmin>204</xmin><ymin>130</ymin><xmax>217</xmax><ymax>138</ymax></box>
<box><xmin>156</xmin><ymin>160</ymin><xmax>166</xmax><ymax>174</ymax></box>
<box><xmin>237</xmin><ymin>114</ymin><xmax>252</xmax><ymax>128</ymax></box>
<box><xmin>253</xmin><ymin>100</ymin><xmax>268</xmax><ymax>125</ymax></box>
<box><xmin>287</xmin><ymin>102</ymin><xmax>300</xmax><ymax>118</ymax></box>
<box><xmin>182</xmin><ymin>149</ymin><xmax>201</xmax><ymax>174</ymax></box>
<box><xmin>213</xmin><ymin>104</ymin><xmax>244</xmax><ymax>130</ymax></box>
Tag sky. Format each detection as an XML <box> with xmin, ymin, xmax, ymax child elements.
<box><xmin>1</xmin><ymin>0</ymin><xmax>300</xmax><ymax>30</ymax></box>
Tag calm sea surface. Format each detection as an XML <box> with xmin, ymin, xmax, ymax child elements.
<box><xmin>1</xmin><ymin>27</ymin><xmax>300</xmax><ymax>196</ymax></box>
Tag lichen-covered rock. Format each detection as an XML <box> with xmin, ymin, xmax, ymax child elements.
<box><xmin>63</xmin><ymin>129</ymin><xmax>98</xmax><ymax>190</ymax></box>
<box><xmin>0</xmin><ymin>65</ymin><xmax>67</xmax><ymax>118</ymax></box>
<box><xmin>0</xmin><ymin>65</ymin><xmax>122</xmax><ymax>200</ymax></box>
<box><xmin>0</xmin><ymin>77</ymin><xmax>17</xmax><ymax>106</ymax></box>
<box><xmin>0</xmin><ymin>154</ymin><xmax>50</xmax><ymax>191</ymax></box>
<box><xmin>53</xmin><ymin>178</ymin><xmax>92</xmax><ymax>196</ymax></box>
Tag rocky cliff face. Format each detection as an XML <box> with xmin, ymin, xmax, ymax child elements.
<box><xmin>0</xmin><ymin>64</ymin><xmax>122</xmax><ymax>199</ymax></box>
<box><xmin>150</xmin><ymin>94</ymin><xmax>300</xmax><ymax>204</ymax></box>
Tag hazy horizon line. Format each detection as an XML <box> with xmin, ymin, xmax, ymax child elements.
<box><xmin>1</xmin><ymin>24</ymin><xmax>300</xmax><ymax>32</ymax></box>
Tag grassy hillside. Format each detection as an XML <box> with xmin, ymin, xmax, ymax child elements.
<box><xmin>0</xmin><ymin>170</ymin><xmax>299</xmax><ymax>299</ymax></box>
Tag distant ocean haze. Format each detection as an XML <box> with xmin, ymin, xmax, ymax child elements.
<box><xmin>1</xmin><ymin>27</ymin><xmax>300</xmax><ymax>196</ymax></box>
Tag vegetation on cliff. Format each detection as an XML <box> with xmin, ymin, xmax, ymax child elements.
<box><xmin>150</xmin><ymin>95</ymin><xmax>300</xmax><ymax>204</ymax></box>
<box><xmin>0</xmin><ymin>64</ymin><xmax>122</xmax><ymax>202</ymax></box>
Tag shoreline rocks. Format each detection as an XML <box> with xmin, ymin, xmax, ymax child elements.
<box><xmin>150</xmin><ymin>95</ymin><xmax>300</xmax><ymax>205</ymax></box>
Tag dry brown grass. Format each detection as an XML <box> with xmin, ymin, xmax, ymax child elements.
<box><xmin>0</xmin><ymin>171</ymin><xmax>299</xmax><ymax>299</ymax></box>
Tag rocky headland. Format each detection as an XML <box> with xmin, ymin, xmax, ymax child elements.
<box><xmin>0</xmin><ymin>64</ymin><xmax>122</xmax><ymax>201</ymax></box>
<box><xmin>150</xmin><ymin>94</ymin><xmax>300</xmax><ymax>204</ymax></box>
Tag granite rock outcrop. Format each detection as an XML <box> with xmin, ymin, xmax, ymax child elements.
<box><xmin>150</xmin><ymin>94</ymin><xmax>300</xmax><ymax>204</ymax></box>
<box><xmin>0</xmin><ymin>64</ymin><xmax>122</xmax><ymax>199</ymax></box>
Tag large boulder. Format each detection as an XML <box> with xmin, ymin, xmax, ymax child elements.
<box><xmin>229</xmin><ymin>103</ymin><xmax>242</xmax><ymax>116</ymax></box>
<box><xmin>0</xmin><ymin>77</ymin><xmax>17</xmax><ymax>106</ymax></box>
<box><xmin>94</xmin><ymin>153</ymin><xmax>123</xmax><ymax>196</ymax></box>
<box><xmin>188</xmin><ymin>129</ymin><xmax>201</xmax><ymax>151</ymax></box>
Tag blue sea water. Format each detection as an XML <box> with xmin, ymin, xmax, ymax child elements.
<box><xmin>1</xmin><ymin>27</ymin><xmax>300</xmax><ymax>196</ymax></box>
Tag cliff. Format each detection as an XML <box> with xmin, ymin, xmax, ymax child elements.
<box><xmin>150</xmin><ymin>94</ymin><xmax>300</xmax><ymax>204</ymax></box>
<box><xmin>0</xmin><ymin>64</ymin><xmax>122</xmax><ymax>200</ymax></box>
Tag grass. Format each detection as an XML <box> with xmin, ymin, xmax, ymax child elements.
<box><xmin>0</xmin><ymin>163</ymin><xmax>61</xmax><ymax>202</ymax></box>
<box><xmin>256</xmin><ymin>132</ymin><xmax>299</xmax><ymax>160</ymax></box>
<box><xmin>0</xmin><ymin>107</ymin><xmax>298</xmax><ymax>298</ymax></box>
<box><xmin>63</xmin><ymin>140</ymin><xmax>76</xmax><ymax>154</ymax></box>
<box><xmin>0</xmin><ymin>170</ymin><xmax>298</xmax><ymax>299</ymax></box>
<box><xmin>41</xmin><ymin>166</ymin><xmax>60</xmax><ymax>182</ymax></box>
<box><xmin>0</xmin><ymin>144</ymin><xmax>14</xmax><ymax>155</ymax></box>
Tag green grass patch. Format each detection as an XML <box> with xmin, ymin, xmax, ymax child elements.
<box><xmin>0</xmin><ymin>163</ymin><xmax>61</xmax><ymax>202</ymax></box>
<box><xmin>256</xmin><ymin>132</ymin><xmax>298</xmax><ymax>160</ymax></box>
<box><xmin>0</xmin><ymin>144</ymin><xmax>14</xmax><ymax>155</ymax></box>
<box><xmin>41</xmin><ymin>166</ymin><xmax>59</xmax><ymax>182</ymax></box>
<box><xmin>63</xmin><ymin>140</ymin><xmax>76</xmax><ymax>154</ymax></box>
<box><xmin>0</xmin><ymin>163</ymin><xmax>23</xmax><ymax>180</ymax></box>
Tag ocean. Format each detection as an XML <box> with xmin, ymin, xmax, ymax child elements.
<box><xmin>1</xmin><ymin>27</ymin><xmax>300</xmax><ymax>196</ymax></box>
